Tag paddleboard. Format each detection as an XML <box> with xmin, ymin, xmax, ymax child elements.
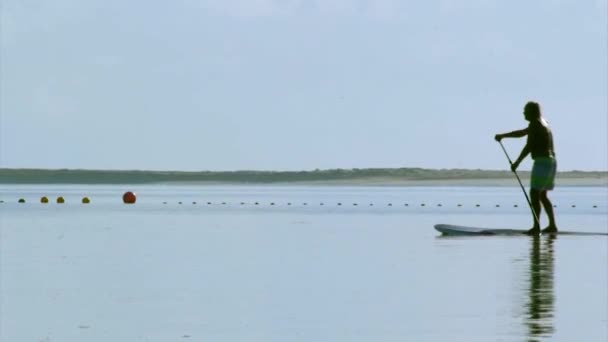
<box><xmin>434</xmin><ymin>224</ymin><xmax>608</xmax><ymax>236</ymax></box>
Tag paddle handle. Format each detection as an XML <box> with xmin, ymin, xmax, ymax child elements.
<box><xmin>498</xmin><ymin>141</ymin><xmax>540</xmax><ymax>227</ymax></box>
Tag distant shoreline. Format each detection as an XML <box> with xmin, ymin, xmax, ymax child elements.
<box><xmin>270</xmin><ymin>178</ymin><xmax>608</xmax><ymax>187</ymax></box>
<box><xmin>1</xmin><ymin>168</ymin><xmax>606</xmax><ymax>186</ymax></box>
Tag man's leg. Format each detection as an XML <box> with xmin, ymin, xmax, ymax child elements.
<box><xmin>527</xmin><ymin>189</ymin><xmax>542</xmax><ymax>234</ymax></box>
<box><xmin>540</xmin><ymin>190</ymin><xmax>558</xmax><ymax>232</ymax></box>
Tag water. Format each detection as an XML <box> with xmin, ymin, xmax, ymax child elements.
<box><xmin>1</xmin><ymin>185</ymin><xmax>607</xmax><ymax>342</ymax></box>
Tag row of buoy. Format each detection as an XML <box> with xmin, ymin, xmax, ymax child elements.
<box><xmin>1</xmin><ymin>195</ymin><xmax>602</xmax><ymax>209</ymax></box>
<box><xmin>154</xmin><ymin>202</ymin><xmax>598</xmax><ymax>208</ymax></box>
<box><xmin>5</xmin><ymin>192</ymin><xmax>137</xmax><ymax>205</ymax></box>
<box><xmin>39</xmin><ymin>196</ymin><xmax>88</xmax><ymax>204</ymax></box>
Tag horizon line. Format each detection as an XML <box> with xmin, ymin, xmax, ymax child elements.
<box><xmin>1</xmin><ymin>167</ymin><xmax>606</xmax><ymax>173</ymax></box>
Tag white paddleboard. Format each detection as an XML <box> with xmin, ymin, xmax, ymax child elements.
<box><xmin>434</xmin><ymin>224</ymin><xmax>608</xmax><ymax>236</ymax></box>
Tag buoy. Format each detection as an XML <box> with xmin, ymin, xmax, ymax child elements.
<box><xmin>192</xmin><ymin>202</ymin><xmax>196</xmax><ymax>205</ymax></box>
<box><xmin>303</xmin><ymin>203</ymin><xmax>308</xmax><ymax>206</ymax></box>
<box><xmin>571</xmin><ymin>205</ymin><xmax>576</xmax><ymax>208</ymax></box>
<box><xmin>457</xmin><ymin>204</ymin><xmax>462</xmax><ymax>207</ymax></box>
<box><xmin>514</xmin><ymin>204</ymin><xmax>519</xmax><ymax>208</ymax></box>
<box><xmin>495</xmin><ymin>204</ymin><xmax>500</xmax><ymax>207</ymax></box>
<box><xmin>338</xmin><ymin>203</ymin><xmax>342</xmax><ymax>206</ymax></box>
<box><xmin>207</xmin><ymin>202</ymin><xmax>212</xmax><ymax>205</ymax></box>
<box><xmin>593</xmin><ymin>205</ymin><xmax>598</xmax><ymax>208</ymax></box>
<box><xmin>353</xmin><ymin>203</ymin><xmax>358</xmax><ymax>206</ymax></box>
<box><xmin>421</xmin><ymin>203</ymin><xmax>426</xmax><ymax>207</ymax></box>
<box><xmin>82</xmin><ymin>197</ymin><xmax>90</xmax><ymax>204</ymax></box>
<box><xmin>475</xmin><ymin>204</ymin><xmax>480</xmax><ymax>207</ymax></box>
<box><xmin>122</xmin><ymin>191</ymin><xmax>136</xmax><ymax>204</ymax></box>
<box><xmin>255</xmin><ymin>202</ymin><xmax>259</xmax><ymax>205</ymax></box>
<box><xmin>388</xmin><ymin>203</ymin><xmax>392</xmax><ymax>206</ymax></box>
<box><xmin>270</xmin><ymin>202</ymin><xmax>275</xmax><ymax>206</ymax></box>
<box><xmin>437</xmin><ymin>204</ymin><xmax>442</xmax><ymax>207</ymax></box>
<box><xmin>41</xmin><ymin>196</ymin><xmax>49</xmax><ymax>204</ymax></box>
<box><xmin>178</xmin><ymin>202</ymin><xmax>183</xmax><ymax>205</ymax></box>
<box><xmin>404</xmin><ymin>203</ymin><xmax>408</xmax><ymax>206</ymax></box>
<box><xmin>57</xmin><ymin>196</ymin><xmax>65</xmax><ymax>204</ymax></box>
<box><xmin>18</xmin><ymin>198</ymin><xmax>26</xmax><ymax>203</ymax></box>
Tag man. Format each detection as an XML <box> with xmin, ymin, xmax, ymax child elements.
<box><xmin>495</xmin><ymin>101</ymin><xmax>558</xmax><ymax>235</ymax></box>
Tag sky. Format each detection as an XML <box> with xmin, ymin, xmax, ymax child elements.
<box><xmin>1</xmin><ymin>0</ymin><xmax>607</xmax><ymax>171</ymax></box>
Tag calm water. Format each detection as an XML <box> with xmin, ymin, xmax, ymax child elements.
<box><xmin>1</xmin><ymin>185</ymin><xmax>607</xmax><ymax>342</ymax></box>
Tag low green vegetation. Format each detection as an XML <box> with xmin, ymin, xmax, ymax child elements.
<box><xmin>0</xmin><ymin>168</ymin><xmax>605</xmax><ymax>184</ymax></box>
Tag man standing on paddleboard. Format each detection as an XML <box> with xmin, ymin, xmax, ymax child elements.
<box><xmin>495</xmin><ymin>101</ymin><xmax>558</xmax><ymax>235</ymax></box>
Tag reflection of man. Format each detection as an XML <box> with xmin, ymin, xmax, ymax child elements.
<box><xmin>495</xmin><ymin>101</ymin><xmax>558</xmax><ymax>235</ymax></box>
<box><xmin>526</xmin><ymin>235</ymin><xmax>555</xmax><ymax>338</ymax></box>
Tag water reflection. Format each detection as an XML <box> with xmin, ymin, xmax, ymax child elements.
<box><xmin>525</xmin><ymin>235</ymin><xmax>555</xmax><ymax>341</ymax></box>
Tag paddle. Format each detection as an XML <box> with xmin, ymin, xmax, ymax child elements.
<box><xmin>498</xmin><ymin>141</ymin><xmax>540</xmax><ymax>228</ymax></box>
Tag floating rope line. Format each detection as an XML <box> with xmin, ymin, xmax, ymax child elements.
<box><xmin>1</xmin><ymin>197</ymin><xmax>603</xmax><ymax>208</ymax></box>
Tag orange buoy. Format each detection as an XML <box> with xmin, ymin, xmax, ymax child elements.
<box><xmin>57</xmin><ymin>196</ymin><xmax>65</xmax><ymax>204</ymax></box>
<box><xmin>123</xmin><ymin>191</ymin><xmax>136</xmax><ymax>204</ymax></box>
<box><xmin>41</xmin><ymin>196</ymin><xmax>49</xmax><ymax>204</ymax></box>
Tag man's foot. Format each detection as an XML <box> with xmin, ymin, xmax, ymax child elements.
<box><xmin>542</xmin><ymin>226</ymin><xmax>558</xmax><ymax>234</ymax></box>
<box><xmin>526</xmin><ymin>227</ymin><xmax>541</xmax><ymax>235</ymax></box>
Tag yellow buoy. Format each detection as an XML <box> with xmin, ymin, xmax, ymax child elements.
<box><xmin>41</xmin><ymin>196</ymin><xmax>49</xmax><ymax>204</ymax></box>
<box><xmin>57</xmin><ymin>196</ymin><xmax>65</xmax><ymax>204</ymax></box>
<box><xmin>82</xmin><ymin>197</ymin><xmax>90</xmax><ymax>204</ymax></box>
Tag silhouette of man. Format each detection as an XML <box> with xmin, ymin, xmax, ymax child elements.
<box><xmin>495</xmin><ymin>101</ymin><xmax>558</xmax><ymax>234</ymax></box>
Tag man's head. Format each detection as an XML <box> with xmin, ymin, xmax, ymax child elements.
<box><xmin>524</xmin><ymin>101</ymin><xmax>541</xmax><ymax>121</ymax></box>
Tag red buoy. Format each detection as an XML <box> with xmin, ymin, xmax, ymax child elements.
<box><xmin>123</xmin><ymin>191</ymin><xmax>136</xmax><ymax>204</ymax></box>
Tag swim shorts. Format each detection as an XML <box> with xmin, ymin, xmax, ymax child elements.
<box><xmin>531</xmin><ymin>157</ymin><xmax>557</xmax><ymax>191</ymax></box>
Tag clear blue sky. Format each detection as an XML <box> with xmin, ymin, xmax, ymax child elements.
<box><xmin>1</xmin><ymin>0</ymin><xmax>606</xmax><ymax>171</ymax></box>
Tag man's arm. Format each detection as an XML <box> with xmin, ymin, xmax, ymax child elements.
<box><xmin>495</xmin><ymin>128</ymin><xmax>528</xmax><ymax>141</ymax></box>
<box><xmin>511</xmin><ymin>144</ymin><xmax>530</xmax><ymax>172</ymax></box>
